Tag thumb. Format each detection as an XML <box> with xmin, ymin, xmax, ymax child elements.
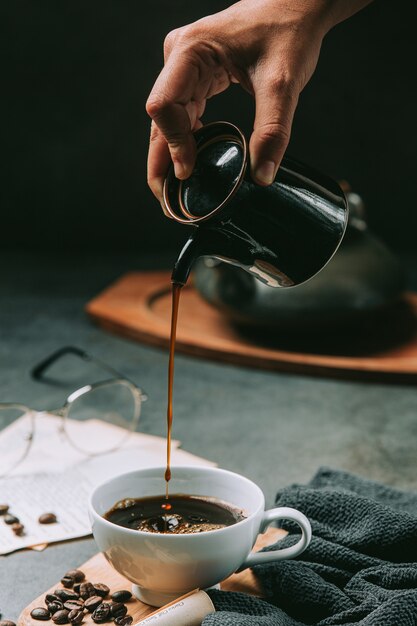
<box><xmin>249</xmin><ymin>77</ymin><xmax>299</xmax><ymax>186</ymax></box>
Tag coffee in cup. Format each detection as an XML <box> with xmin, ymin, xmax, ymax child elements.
<box><xmin>103</xmin><ymin>493</ymin><xmax>246</xmax><ymax>534</ymax></box>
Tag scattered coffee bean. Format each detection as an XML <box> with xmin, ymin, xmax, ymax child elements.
<box><xmin>63</xmin><ymin>600</ymin><xmax>84</xmax><ymax>611</ymax></box>
<box><xmin>54</xmin><ymin>588</ymin><xmax>79</xmax><ymax>602</ymax></box>
<box><xmin>114</xmin><ymin>616</ymin><xmax>133</xmax><ymax>626</ymax></box>
<box><xmin>0</xmin><ymin>504</ymin><xmax>10</xmax><ymax>515</ymax></box>
<box><xmin>0</xmin><ymin>621</ymin><xmax>17</xmax><ymax>626</ymax></box>
<box><xmin>45</xmin><ymin>593</ymin><xmax>60</xmax><ymax>604</ymax></box>
<box><xmin>33</xmin><ymin>568</ymin><xmax>134</xmax><ymax>626</ymax></box>
<box><xmin>52</xmin><ymin>609</ymin><xmax>70</xmax><ymax>625</ymax></box>
<box><xmin>84</xmin><ymin>596</ymin><xmax>102</xmax><ymax>612</ymax></box>
<box><xmin>61</xmin><ymin>575</ymin><xmax>75</xmax><ymax>588</ymax></box>
<box><xmin>111</xmin><ymin>590</ymin><xmax>132</xmax><ymax>603</ymax></box>
<box><xmin>11</xmin><ymin>522</ymin><xmax>25</xmax><ymax>536</ymax></box>
<box><xmin>52</xmin><ymin>609</ymin><xmax>70</xmax><ymax>624</ymax></box>
<box><xmin>3</xmin><ymin>514</ymin><xmax>19</xmax><ymax>525</ymax></box>
<box><xmin>68</xmin><ymin>609</ymin><xmax>84</xmax><ymax>625</ymax></box>
<box><xmin>110</xmin><ymin>603</ymin><xmax>127</xmax><ymax>619</ymax></box>
<box><xmin>93</xmin><ymin>583</ymin><xmax>110</xmax><ymax>598</ymax></box>
<box><xmin>65</xmin><ymin>569</ymin><xmax>85</xmax><ymax>583</ymax></box>
<box><xmin>79</xmin><ymin>582</ymin><xmax>95</xmax><ymax>600</ymax></box>
<box><xmin>39</xmin><ymin>512</ymin><xmax>58</xmax><ymax>524</ymax></box>
<box><xmin>91</xmin><ymin>603</ymin><xmax>111</xmax><ymax>623</ymax></box>
<box><xmin>30</xmin><ymin>607</ymin><xmax>51</xmax><ymax>620</ymax></box>
<box><xmin>48</xmin><ymin>602</ymin><xmax>64</xmax><ymax>615</ymax></box>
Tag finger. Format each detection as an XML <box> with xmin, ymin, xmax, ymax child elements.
<box><xmin>146</xmin><ymin>54</ymin><xmax>201</xmax><ymax>179</ymax></box>
<box><xmin>163</xmin><ymin>27</ymin><xmax>181</xmax><ymax>62</ymax></box>
<box><xmin>147</xmin><ymin>100</ymin><xmax>205</xmax><ymax>203</ymax></box>
<box><xmin>191</xmin><ymin>98</ymin><xmax>206</xmax><ymax>125</ymax></box>
<box><xmin>147</xmin><ymin>122</ymin><xmax>172</xmax><ymax>203</ymax></box>
<box><xmin>249</xmin><ymin>76</ymin><xmax>299</xmax><ymax>186</ymax></box>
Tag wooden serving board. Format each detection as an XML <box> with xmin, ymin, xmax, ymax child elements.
<box><xmin>85</xmin><ymin>271</ymin><xmax>417</xmax><ymax>383</ymax></box>
<box><xmin>18</xmin><ymin>527</ymin><xmax>284</xmax><ymax>625</ymax></box>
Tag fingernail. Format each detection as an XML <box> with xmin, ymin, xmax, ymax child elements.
<box><xmin>254</xmin><ymin>160</ymin><xmax>276</xmax><ymax>185</ymax></box>
<box><xmin>154</xmin><ymin>183</ymin><xmax>164</xmax><ymax>204</ymax></box>
<box><xmin>148</xmin><ymin>177</ymin><xmax>164</xmax><ymax>203</ymax></box>
<box><xmin>173</xmin><ymin>160</ymin><xmax>186</xmax><ymax>179</ymax></box>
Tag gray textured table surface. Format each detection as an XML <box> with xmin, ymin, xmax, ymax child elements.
<box><xmin>1</xmin><ymin>249</ymin><xmax>417</xmax><ymax>621</ymax></box>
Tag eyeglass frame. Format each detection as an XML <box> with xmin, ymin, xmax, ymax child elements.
<box><xmin>0</xmin><ymin>346</ymin><xmax>148</xmax><ymax>476</ymax></box>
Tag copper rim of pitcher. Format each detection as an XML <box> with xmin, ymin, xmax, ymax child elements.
<box><xmin>161</xmin><ymin>121</ymin><xmax>248</xmax><ymax>224</ymax></box>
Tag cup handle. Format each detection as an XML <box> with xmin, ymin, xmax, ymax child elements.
<box><xmin>238</xmin><ymin>507</ymin><xmax>312</xmax><ymax>571</ymax></box>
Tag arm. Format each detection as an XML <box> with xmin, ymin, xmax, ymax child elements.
<box><xmin>146</xmin><ymin>0</ymin><xmax>373</xmax><ymax>201</ymax></box>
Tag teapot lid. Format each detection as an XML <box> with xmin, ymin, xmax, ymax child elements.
<box><xmin>162</xmin><ymin>121</ymin><xmax>247</xmax><ymax>223</ymax></box>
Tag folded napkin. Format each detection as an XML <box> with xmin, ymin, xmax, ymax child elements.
<box><xmin>204</xmin><ymin>467</ymin><xmax>417</xmax><ymax>626</ymax></box>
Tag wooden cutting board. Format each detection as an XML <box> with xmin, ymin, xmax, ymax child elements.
<box><xmin>18</xmin><ymin>527</ymin><xmax>284</xmax><ymax>625</ymax></box>
<box><xmin>85</xmin><ymin>271</ymin><xmax>417</xmax><ymax>383</ymax></box>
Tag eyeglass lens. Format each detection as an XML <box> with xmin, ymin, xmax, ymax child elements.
<box><xmin>0</xmin><ymin>407</ymin><xmax>33</xmax><ymax>477</ymax></box>
<box><xmin>64</xmin><ymin>380</ymin><xmax>139</xmax><ymax>455</ymax></box>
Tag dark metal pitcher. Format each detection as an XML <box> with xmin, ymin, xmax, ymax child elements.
<box><xmin>162</xmin><ymin>121</ymin><xmax>348</xmax><ymax>287</ymax></box>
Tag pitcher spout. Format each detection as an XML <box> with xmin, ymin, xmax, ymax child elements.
<box><xmin>171</xmin><ymin>229</ymin><xmax>201</xmax><ymax>286</ymax></box>
<box><xmin>171</xmin><ymin>225</ymin><xmax>250</xmax><ymax>286</ymax></box>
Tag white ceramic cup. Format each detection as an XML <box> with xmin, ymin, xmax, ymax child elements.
<box><xmin>89</xmin><ymin>466</ymin><xmax>312</xmax><ymax>607</ymax></box>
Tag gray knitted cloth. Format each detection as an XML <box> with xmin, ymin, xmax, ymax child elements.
<box><xmin>204</xmin><ymin>467</ymin><xmax>417</xmax><ymax>626</ymax></box>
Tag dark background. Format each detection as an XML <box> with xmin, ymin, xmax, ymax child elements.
<box><xmin>1</xmin><ymin>0</ymin><xmax>416</xmax><ymax>259</ymax></box>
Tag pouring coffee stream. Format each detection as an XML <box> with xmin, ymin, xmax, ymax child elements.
<box><xmin>165</xmin><ymin>282</ymin><xmax>181</xmax><ymax>496</ymax></box>
<box><xmin>163</xmin><ymin>121</ymin><xmax>348</xmax><ymax>508</ymax></box>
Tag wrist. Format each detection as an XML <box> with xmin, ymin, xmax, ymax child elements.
<box><xmin>253</xmin><ymin>0</ymin><xmax>369</xmax><ymax>38</ymax></box>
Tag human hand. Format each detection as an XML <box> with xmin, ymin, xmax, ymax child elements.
<box><xmin>146</xmin><ymin>0</ymin><xmax>372</xmax><ymax>202</ymax></box>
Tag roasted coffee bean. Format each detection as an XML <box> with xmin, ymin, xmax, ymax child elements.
<box><xmin>48</xmin><ymin>602</ymin><xmax>64</xmax><ymax>615</ymax></box>
<box><xmin>68</xmin><ymin>609</ymin><xmax>84</xmax><ymax>625</ymax></box>
<box><xmin>91</xmin><ymin>603</ymin><xmax>111</xmax><ymax>623</ymax></box>
<box><xmin>61</xmin><ymin>574</ymin><xmax>75</xmax><ymax>588</ymax></box>
<box><xmin>111</xmin><ymin>590</ymin><xmax>132</xmax><ymax>603</ymax></box>
<box><xmin>45</xmin><ymin>593</ymin><xmax>60</xmax><ymax>604</ymax></box>
<box><xmin>54</xmin><ymin>588</ymin><xmax>80</xmax><ymax>602</ymax></box>
<box><xmin>11</xmin><ymin>522</ymin><xmax>24</xmax><ymax>535</ymax></box>
<box><xmin>114</xmin><ymin>616</ymin><xmax>133</xmax><ymax>626</ymax></box>
<box><xmin>110</xmin><ymin>603</ymin><xmax>127</xmax><ymax>619</ymax></box>
<box><xmin>63</xmin><ymin>600</ymin><xmax>84</xmax><ymax>611</ymax></box>
<box><xmin>79</xmin><ymin>582</ymin><xmax>95</xmax><ymax>600</ymax></box>
<box><xmin>93</xmin><ymin>583</ymin><xmax>110</xmax><ymax>598</ymax></box>
<box><xmin>65</xmin><ymin>569</ymin><xmax>85</xmax><ymax>583</ymax></box>
<box><xmin>73</xmin><ymin>583</ymin><xmax>81</xmax><ymax>595</ymax></box>
<box><xmin>52</xmin><ymin>610</ymin><xmax>70</xmax><ymax>624</ymax></box>
<box><xmin>39</xmin><ymin>512</ymin><xmax>58</xmax><ymax>524</ymax></box>
<box><xmin>3</xmin><ymin>514</ymin><xmax>19</xmax><ymax>525</ymax></box>
<box><xmin>84</xmin><ymin>596</ymin><xmax>102</xmax><ymax>612</ymax></box>
<box><xmin>30</xmin><ymin>607</ymin><xmax>51</xmax><ymax>620</ymax></box>
<box><xmin>0</xmin><ymin>621</ymin><xmax>17</xmax><ymax>626</ymax></box>
<box><xmin>0</xmin><ymin>504</ymin><xmax>9</xmax><ymax>515</ymax></box>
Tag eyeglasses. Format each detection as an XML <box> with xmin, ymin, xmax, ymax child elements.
<box><xmin>0</xmin><ymin>346</ymin><xmax>147</xmax><ymax>478</ymax></box>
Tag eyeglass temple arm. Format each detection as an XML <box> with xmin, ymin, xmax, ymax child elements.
<box><xmin>31</xmin><ymin>346</ymin><xmax>132</xmax><ymax>384</ymax></box>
